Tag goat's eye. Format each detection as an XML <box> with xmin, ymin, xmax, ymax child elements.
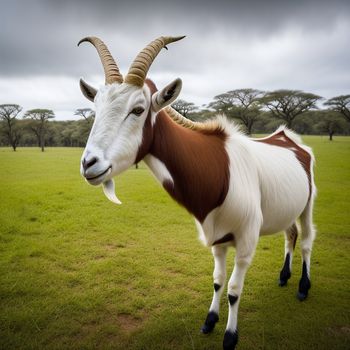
<box><xmin>131</xmin><ymin>107</ymin><xmax>145</xmax><ymax>116</ymax></box>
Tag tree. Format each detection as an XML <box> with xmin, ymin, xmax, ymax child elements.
<box><xmin>0</xmin><ymin>104</ymin><xmax>22</xmax><ymax>151</ymax></box>
<box><xmin>74</xmin><ymin>108</ymin><xmax>95</xmax><ymax>123</ymax></box>
<box><xmin>190</xmin><ymin>108</ymin><xmax>216</xmax><ymax>122</ymax></box>
<box><xmin>260</xmin><ymin>90</ymin><xmax>322</xmax><ymax>129</ymax></box>
<box><xmin>324</xmin><ymin>95</ymin><xmax>350</xmax><ymax>123</ymax></box>
<box><xmin>316</xmin><ymin>112</ymin><xmax>345</xmax><ymax>141</ymax></box>
<box><xmin>24</xmin><ymin>109</ymin><xmax>55</xmax><ymax>151</ymax></box>
<box><xmin>208</xmin><ymin>89</ymin><xmax>263</xmax><ymax>135</ymax></box>
<box><xmin>171</xmin><ymin>99</ymin><xmax>198</xmax><ymax>119</ymax></box>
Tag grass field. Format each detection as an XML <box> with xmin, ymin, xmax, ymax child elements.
<box><xmin>0</xmin><ymin>136</ymin><xmax>349</xmax><ymax>350</ymax></box>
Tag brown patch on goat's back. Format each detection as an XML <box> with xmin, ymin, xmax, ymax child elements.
<box><xmin>151</xmin><ymin>110</ymin><xmax>230</xmax><ymax>223</ymax></box>
<box><xmin>135</xmin><ymin>78</ymin><xmax>230</xmax><ymax>222</ymax></box>
<box><xmin>255</xmin><ymin>131</ymin><xmax>312</xmax><ymax>197</ymax></box>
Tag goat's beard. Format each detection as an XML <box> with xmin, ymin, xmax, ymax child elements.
<box><xmin>102</xmin><ymin>179</ymin><xmax>122</xmax><ymax>205</ymax></box>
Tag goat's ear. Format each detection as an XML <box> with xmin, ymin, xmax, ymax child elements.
<box><xmin>80</xmin><ymin>78</ymin><xmax>97</xmax><ymax>102</ymax></box>
<box><xmin>152</xmin><ymin>78</ymin><xmax>182</xmax><ymax>112</ymax></box>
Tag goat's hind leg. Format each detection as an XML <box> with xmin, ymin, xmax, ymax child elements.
<box><xmin>298</xmin><ymin>198</ymin><xmax>316</xmax><ymax>301</ymax></box>
<box><xmin>279</xmin><ymin>223</ymin><xmax>298</xmax><ymax>286</ymax></box>
<box><xmin>201</xmin><ymin>245</ymin><xmax>228</xmax><ymax>334</ymax></box>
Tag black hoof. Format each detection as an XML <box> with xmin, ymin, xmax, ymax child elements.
<box><xmin>297</xmin><ymin>279</ymin><xmax>310</xmax><ymax>301</ymax></box>
<box><xmin>279</xmin><ymin>278</ymin><xmax>289</xmax><ymax>287</ymax></box>
<box><xmin>201</xmin><ymin>311</ymin><xmax>219</xmax><ymax>334</ymax></box>
<box><xmin>223</xmin><ymin>330</ymin><xmax>238</xmax><ymax>349</ymax></box>
<box><xmin>298</xmin><ymin>262</ymin><xmax>311</xmax><ymax>301</ymax></box>
<box><xmin>297</xmin><ymin>280</ymin><xmax>311</xmax><ymax>301</ymax></box>
<box><xmin>279</xmin><ymin>254</ymin><xmax>291</xmax><ymax>287</ymax></box>
<box><xmin>297</xmin><ymin>291</ymin><xmax>308</xmax><ymax>301</ymax></box>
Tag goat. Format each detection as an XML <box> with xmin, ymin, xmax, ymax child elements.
<box><xmin>78</xmin><ymin>36</ymin><xmax>316</xmax><ymax>350</ymax></box>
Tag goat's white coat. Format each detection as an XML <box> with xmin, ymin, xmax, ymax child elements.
<box><xmin>195</xmin><ymin>120</ymin><xmax>311</xmax><ymax>248</ymax></box>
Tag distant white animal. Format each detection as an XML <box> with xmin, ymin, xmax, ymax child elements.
<box><xmin>78</xmin><ymin>36</ymin><xmax>316</xmax><ymax>350</ymax></box>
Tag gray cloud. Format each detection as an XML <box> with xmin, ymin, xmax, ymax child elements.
<box><xmin>0</xmin><ymin>0</ymin><xmax>349</xmax><ymax>118</ymax></box>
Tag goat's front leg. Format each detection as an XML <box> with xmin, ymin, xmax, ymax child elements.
<box><xmin>224</xmin><ymin>232</ymin><xmax>259</xmax><ymax>350</ymax></box>
<box><xmin>201</xmin><ymin>244</ymin><xmax>228</xmax><ymax>334</ymax></box>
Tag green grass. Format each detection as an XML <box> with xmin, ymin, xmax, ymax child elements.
<box><xmin>0</xmin><ymin>136</ymin><xmax>349</xmax><ymax>350</ymax></box>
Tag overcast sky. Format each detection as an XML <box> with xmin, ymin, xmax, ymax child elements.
<box><xmin>1</xmin><ymin>0</ymin><xmax>349</xmax><ymax>120</ymax></box>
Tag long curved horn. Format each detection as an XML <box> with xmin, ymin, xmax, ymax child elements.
<box><xmin>78</xmin><ymin>36</ymin><xmax>123</xmax><ymax>85</ymax></box>
<box><xmin>165</xmin><ymin>106</ymin><xmax>203</xmax><ymax>130</ymax></box>
<box><xmin>165</xmin><ymin>107</ymin><xmax>223</xmax><ymax>133</ymax></box>
<box><xmin>125</xmin><ymin>36</ymin><xmax>185</xmax><ymax>87</ymax></box>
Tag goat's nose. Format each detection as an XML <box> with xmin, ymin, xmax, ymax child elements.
<box><xmin>82</xmin><ymin>156</ymin><xmax>98</xmax><ymax>172</ymax></box>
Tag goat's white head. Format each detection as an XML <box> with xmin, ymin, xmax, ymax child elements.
<box><xmin>78</xmin><ymin>36</ymin><xmax>184</xmax><ymax>204</ymax></box>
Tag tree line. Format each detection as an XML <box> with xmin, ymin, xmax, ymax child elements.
<box><xmin>0</xmin><ymin>106</ymin><xmax>94</xmax><ymax>151</ymax></box>
<box><xmin>1</xmin><ymin>90</ymin><xmax>349</xmax><ymax>151</ymax></box>
<box><xmin>173</xmin><ymin>90</ymin><xmax>350</xmax><ymax>139</ymax></box>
